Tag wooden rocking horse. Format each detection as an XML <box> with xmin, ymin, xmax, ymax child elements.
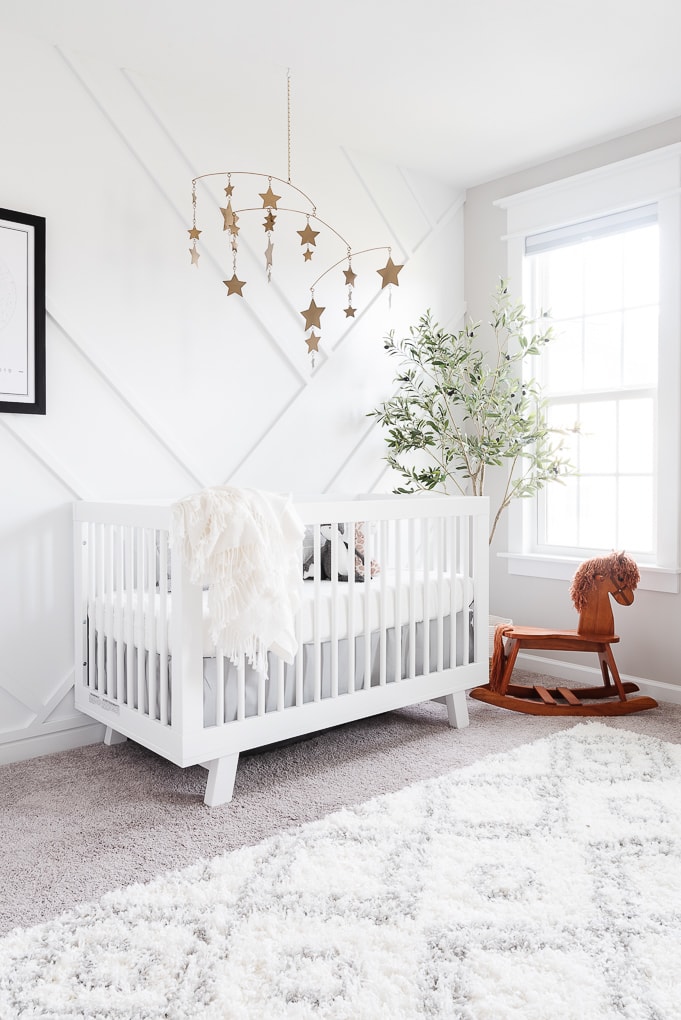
<box><xmin>470</xmin><ymin>552</ymin><xmax>658</xmax><ymax>716</ymax></box>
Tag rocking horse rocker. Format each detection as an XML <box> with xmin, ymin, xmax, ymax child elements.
<box><xmin>470</xmin><ymin>552</ymin><xmax>658</xmax><ymax>717</ymax></box>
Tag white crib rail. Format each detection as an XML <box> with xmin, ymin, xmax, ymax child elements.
<box><xmin>73</xmin><ymin>495</ymin><xmax>489</xmax><ymax>775</ymax></box>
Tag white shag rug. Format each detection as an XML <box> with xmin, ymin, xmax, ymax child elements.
<box><xmin>2</xmin><ymin>723</ymin><xmax>681</xmax><ymax>1020</ymax></box>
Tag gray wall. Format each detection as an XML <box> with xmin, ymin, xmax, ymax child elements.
<box><xmin>465</xmin><ymin>116</ymin><xmax>681</xmax><ymax>692</ymax></box>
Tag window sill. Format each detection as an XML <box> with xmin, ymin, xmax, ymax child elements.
<box><xmin>499</xmin><ymin>552</ymin><xmax>681</xmax><ymax>594</ymax></box>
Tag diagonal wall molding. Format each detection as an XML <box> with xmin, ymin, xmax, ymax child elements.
<box><xmin>124</xmin><ymin>64</ymin><xmax>314</xmax><ymax>382</ymax></box>
<box><xmin>325</xmin><ymin>298</ymin><xmax>469</xmax><ymax>492</ymax></box>
<box><xmin>35</xmin><ymin>671</ymin><xmax>77</xmax><ymax>726</ymax></box>
<box><xmin>413</xmin><ymin>193</ymin><xmax>466</xmax><ymax>254</ymax></box>
<box><xmin>56</xmin><ymin>47</ymin><xmax>310</xmax><ymax>386</ymax></box>
<box><xmin>0</xmin><ymin>417</ymin><xmax>89</xmax><ymax>499</ymax></box>
<box><xmin>47</xmin><ymin>304</ymin><xmax>208</xmax><ymax>490</ymax></box>
<box><xmin>341</xmin><ymin>146</ymin><xmax>410</xmax><ymax>259</ymax></box>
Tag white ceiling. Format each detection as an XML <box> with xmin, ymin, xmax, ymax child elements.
<box><xmin>2</xmin><ymin>0</ymin><xmax>681</xmax><ymax>188</ymax></box>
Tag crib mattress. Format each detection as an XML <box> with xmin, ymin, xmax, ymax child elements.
<box><xmin>91</xmin><ymin>570</ymin><xmax>473</xmax><ymax>656</ymax></box>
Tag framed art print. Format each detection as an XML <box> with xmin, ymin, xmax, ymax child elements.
<box><xmin>0</xmin><ymin>207</ymin><xmax>46</xmax><ymax>414</ymax></box>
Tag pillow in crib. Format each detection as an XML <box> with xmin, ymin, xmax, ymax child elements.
<box><xmin>303</xmin><ymin>522</ymin><xmax>380</xmax><ymax>581</ymax></box>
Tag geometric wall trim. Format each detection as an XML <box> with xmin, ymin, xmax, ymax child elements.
<box><xmin>0</xmin><ymin>29</ymin><xmax>466</xmax><ymax>764</ymax></box>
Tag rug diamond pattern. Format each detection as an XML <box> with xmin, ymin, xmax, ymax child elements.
<box><xmin>2</xmin><ymin>723</ymin><xmax>681</xmax><ymax>1019</ymax></box>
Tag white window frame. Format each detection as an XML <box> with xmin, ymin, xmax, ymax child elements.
<box><xmin>495</xmin><ymin>143</ymin><xmax>681</xmax><ymax>594</ymax></box>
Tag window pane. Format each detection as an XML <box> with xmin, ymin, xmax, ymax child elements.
<box><xmin>544</xmin><ymin>319</ymin><xmax>583</xmax><ymax>393</ymax></box>
<box><xmin>579</xmin><ymin>477</ymin><xmax>617</xmax><ymax>548</ymax></box>
<box><xmin>618</xmin><ymin>398</ymin><xmax>654</xmax><ymax>474</ymax></box>
<box><xmin>579</xmin><ymin>402</ymin><xmax>617</xmax><ymax>474</ymax></box>
<box><xmin>583</xmin><ymin>312</ymin><xmax>621</xmax><ymax>390</ymax></box>
<box><xmin>583</xmin><ymin>235</ymin><xmax>623</xmax><ymax>314</ymax></box>
<box><xmin>540</xmin><ymin>247</ymin><xmax>583</xmax><ymax>319</ymax></box>
<box><xmin>622</xmin><ymin>225</ymin><xmax>659</xmax><ymax>307</ymax></box>
<box><xmin>622</xmin><ymin>306</ymin><xmax>658</xmax><ymax>387</ymax></box>
<box><xmin>547</xmin><ymin>402</ymin><xmax>579</xmax><ymax>464</ymax></box>
<box><xmin>618</xmin><ymin>477</ymin><xmax>653</xmax><ymax>552</ymax></box>
<box><xmin>544</xmin><ymin>476</ymin><xmax>578</xmax><ymax>546</ymax></box>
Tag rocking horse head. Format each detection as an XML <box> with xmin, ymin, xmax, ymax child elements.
<box><xmin>569</xmin><ymin>552</ymin><xmax>640</xmax><ymax>637</ymax></box>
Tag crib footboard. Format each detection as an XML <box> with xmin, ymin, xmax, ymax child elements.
<box><xmin>73</xmin><ymin>494</ymin><xmax>489</xmax><ymax>805</ymax></box>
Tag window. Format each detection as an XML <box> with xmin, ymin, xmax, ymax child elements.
<box><xmin>526</xmin><ymin>207</ymin><xmax>659</xmax><ymax>557</ymax></box>
<box><xmin>497</xmin><ymin>144</ymin><xmax>681</xmax><ymax>592</ymax></box>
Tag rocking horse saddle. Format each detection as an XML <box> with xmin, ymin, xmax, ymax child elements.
<box><xmin>470</xmin><ymin>554</ymin><xmax>658</xmax><ymax>717</ymax></box>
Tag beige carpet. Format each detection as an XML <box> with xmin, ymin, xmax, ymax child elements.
<box><xmin>2</xmin><ymin>674</ymin><xmax>680</xmax><ymax>937</ymax></box>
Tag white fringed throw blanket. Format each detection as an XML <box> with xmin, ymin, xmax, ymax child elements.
<box><xmin>171</xmin><ymin>487</ymin><xmax>304</xmax><ymax>675</ymax></box>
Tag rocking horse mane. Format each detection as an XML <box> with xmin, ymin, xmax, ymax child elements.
<box><xmin>569</xmin><ymin>552</ymin><xmax>640</xmax><ymax>612</ymax></box>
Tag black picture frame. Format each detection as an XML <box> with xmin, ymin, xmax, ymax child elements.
<box><xmin>0</xmin><ymin>207</ymin><xmax>46</xmax><ymax>415</ymax></box>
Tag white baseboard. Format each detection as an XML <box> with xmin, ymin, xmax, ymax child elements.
<box><xmin>0</xmin><ymin>720</ymin><xmax>106</xmax><ymax>766</ymax></box>
<box><xmin>516</xmin><ymin>652</ymin><xmax>681</xmax><ymax>706</ymax></box>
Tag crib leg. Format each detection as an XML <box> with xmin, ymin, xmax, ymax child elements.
<box><xmin>444</xmin><ymin>691</ymin><xmax>469</xmax><ymax>729</ymax></box>
<box><xmin>104</xmin><ymin>726</ymin><xmax>127</xmax><ymax>746</ymax></box>
<box><xmin>203</xmin><ymin>753</ymin><xmax>239</xmax><ymax>807</ymax></box>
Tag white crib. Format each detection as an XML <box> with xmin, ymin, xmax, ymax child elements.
<box><xmin>73</xmin><ymin>494</ymin><xmax>489</xmax><ymax>806</ymax></box>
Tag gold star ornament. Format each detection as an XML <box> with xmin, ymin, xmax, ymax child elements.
<box><xmin>377</xmin><ymin>256</ymin><xmax>403</xmax><ymax>289</ymax></box>
<box><xmin>221</xmin><ymin>202</ymin><xmax>238</xmax><ymax>232</ymax></box>
<box><xmin>297</xmin><ymin>223</ymin><xmax>319</xmax><ymax>247</ymax></box>
<box><xmin>300</xmin><ymin>298</ymin><xmax>325</xmax><ymax>330</ymax></box>
<box><xmin>188</xmin><ymin>226</ymin><xmax>201</xmax><ymax>241</ymax></box>
<box><xmin>306</xmin><ymin>331</ymin><xmax>321</xmax><ymax>354</ymax></box>
<box><xmin>343</xmin><ymin>266</ymin><xmax>356</xmax><ymax>287</ymax></box>
<box><xmin>344</xmin><ymin>304</ymin><xmax>356</xmax><ymax>318</ymax></box>
<box><xmin>259</xmin><ymin>185</ymin><xmax>281</xmax><ymax>209</ymax></box>
<box><xmin>223</xmin><ymin>274</ymin><xmax>246</xmax><ymax>297</ymax></box>
<box><xmin>263</xmin><ymin>211</ymin><xmax>277</xmax><ymax>232</ymax></box>
<box><xmin>303</xmin><ymin>248</ymin><xmax>313</xmax><ymax>262</ymax></box>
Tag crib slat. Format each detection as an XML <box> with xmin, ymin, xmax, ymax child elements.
<box><xmin>136</xmin><ymin>528</ymin><xmax>145</xmax><ymax>712</ymax></box>
<box><xmin>421</xmin><ymin>519</ymin><xmax>430</xmax><ymax>677</ymax></box>
<box><xmin>472</xmin><ymin>508</ymin><xmax>488</xmax><ymax>665</ymax></box>
<box><xmin>394</xmin><ymin>518</ymin><xmax>403</xmax><ymax>684</ymax></box>
<box><xmin>113</xmin><ymin>525</ymin><xmax>124</xmax><ymax>702</ymax></box>
<box><xmin>104</xmin><ymin>525</ymin><xmax>114</xmax><ymax>698</ymax></box>
<box><xmin>462</xmin><ymin>518</ymin><xmax>470</xmax><ymax>664</ymax></box>
<box><xmin>347</xmin><ymin>523</ymin><xmax>356</xmax><ymax>695</ymax></box>
<box><xmin>330</xmin><ymin>525</ymin><xmax>339</xmax><ymax>699</ymax></box>
<box><xmin>146</xmin><ymin>529</ymin><xmax>157</xmax><ymax>721</ymax></box>
<box><xmin>95</xmin><ymin>523</ymin><xmax>105</xmax><ymax>693</ymax></box>
<box><xmin>313</xmin><ymin>524</ymin><xmax>321</xmax><ymax>703</ymax></box>
<box><xmin>363</xmin><ymin>522</ymin><xmax>372</xmax><ymax>691</ymax></box>
<box><xmin>276</xmin><ymin>656</ymin><xmax>285</xmax><ymax>713</ymax></box>
<box><xmin>158</xmin><ymin>531</ymin><xmax>169</xmax><ymax>726</ymax></box>
<box><xmin>216</xmin><ymin>648</ymin><xmax>225</xmax><ymax>726</ymax></box>
<box><xmin>125</xmin><ymin>526</ymin><xmax>135</xmax><ymax>709</ymax></box>
<box><xmin>257</xmin><ymin>665</ymin><xmax>266</xmax><ymax>717</ymax></box>
<box><xmin>237</xmin><ymin>657</ymin><xmax>246</xmax><ymax>721</ymax></box>
<box><xmin>448</xmin><ymin>516</ymin><xmax>456</xmax><ymax>669</ymax></box>
<box><xmin>378</xmin><ymin>520</ymin><xmax>387</xmax><ymax>686</ymax></box>
<box><xmin>295</xmin><ymin>596</ymin><xmax>304</xmax><ymax>707</ymax></box>
<box><xmin>436</xmin><ymin>517</ymin><xmax>445</xmax><ymax>673</ymax></box>
<box><xmin>87</xmin><ymin>522</ymin><xmax>96</xmax><ymax>692</ymax></box>
<box><xmin>408</xmin><ymin>518</ymin><xmax>416</xmax><ymax>679</ymax></box>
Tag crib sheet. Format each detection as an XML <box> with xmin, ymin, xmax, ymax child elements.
<box><xmin>200</xmin><ymin>613</ymin><xmax>467</xmax><ymax>725</ymax></box>
<box><xmin>91</xmin><ymin>570</ymin><xmax>473</xmax><ymax>656</ymax></box>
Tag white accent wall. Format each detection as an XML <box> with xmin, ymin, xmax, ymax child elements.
<box><xmin>0</xmin><ymin>31</ymin><xmax>466</xmax><ymax>763</ymax></box>
<box><xmin>465</xmin><ymin>116</ymin><xmax>681</xmax><ymax>695</ymax></box>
